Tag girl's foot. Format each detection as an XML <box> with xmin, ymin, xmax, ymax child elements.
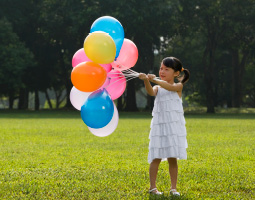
<box><xmin>149</xmin><ymin>188</ymin><xmax>163</xmax><ymax>195</ymax></box>
<box><xmin>170</xmin><ymin>189</ymin><xmax>180</xmax><ymax>196</ymax></box>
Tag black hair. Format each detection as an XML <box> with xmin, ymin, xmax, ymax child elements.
<box><xmin>162</xmin><ymin>57</ymin><xmax>190</xmax><ymax>84</ymax></box>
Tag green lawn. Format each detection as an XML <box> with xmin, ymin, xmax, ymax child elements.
<box><xmin>0</xmin><ymin>111</ymin><xmax>254</xmax><ymax>199</ymax></box>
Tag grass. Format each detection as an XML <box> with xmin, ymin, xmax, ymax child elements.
<box><xmin>0</xmin><ymin>110</ymin><xmax>254</xmax><ymax>199</ymax></box>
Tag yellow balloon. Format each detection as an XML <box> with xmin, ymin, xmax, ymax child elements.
<box><xmin>84</xmin><ymin>32</ymin><xmax>116</xmax><ymax>64</ymax></box>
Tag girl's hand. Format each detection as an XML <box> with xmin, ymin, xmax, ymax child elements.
<box><xmin>147</xmin><ymin>74</ymin><xmax>156</xmax><ymax>81</ymax></box>
<box><xmin>139</xmin><ymin>73</ymin><xmax>148</xmax><ymax>81</ymax></box>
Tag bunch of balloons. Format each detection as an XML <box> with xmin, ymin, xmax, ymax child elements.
<box><xmin>70</xmin><ymin>16</ymin><xmax>139</xmax><ymax>137</ymax></box>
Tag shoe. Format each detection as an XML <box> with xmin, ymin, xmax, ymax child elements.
<box><xmin>170</xmin><ymin>189</ymin><xmax>180</xmax><ymax>196</ymax></box>
<box><xmin>149</xmin><ymin>188</ymin><xmax>163</xmax><ymax>195</ymax></box>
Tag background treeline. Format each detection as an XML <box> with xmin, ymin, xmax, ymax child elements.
<box><xmin>0</xmin><ymin>0</ymin><xmax>254</xmax><ymax>113</ymax></box>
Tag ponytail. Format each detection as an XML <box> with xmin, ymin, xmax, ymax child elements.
<box><xmin>181</xmin><ymin>69</ymin><xmax>190</xmax><ymax>84</ymax></box>
<box><xmin>178</xmin><ymin>68</ymin><xmax>190</xmax><ymax>84</ymax></box>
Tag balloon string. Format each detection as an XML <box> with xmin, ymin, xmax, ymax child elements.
<box><xmin>108</xmin><ymin>72</ymin><xmax>135</xmax><ymax>75</ymax></box>
<box><xmin>123</xmin><ymin>70</ymin><xmax>139</xmax><ymax>75</ymax></box>
<box><xmin>128</xmin><ymin>73</ymin><xmax>139</xmax><ymax>77</ymax></box>
<box><xmin>107</xmin><ymin>71</ymin><xmax>139</xmax><ymax>78</ymax></box>
<box><xmin>104</xmin><ymin>67</ymin><xmax>161</xmax><ymax>90</ymax></box>
<box><xmin>105</xmin><ymin>64</ymin><xmax>145</xmax><ymax>89</ymax></box>
<box><xmin>123</xmin><ymin>69</ymin><xmax>138</xmax><ymax>73</ymax></box>
<box><xmin>109</xmin><ymin>75</ymin><xmax>137</xmax><ymax>78</ymax></box>
<box><xmin>112</xmin><ymin>61</ymin><xmax>140</xmax><ymax>75</ymax></box>
<box><xmin>107</xmin><ymin>73</ymin><xmax>138</xmax><ymax>78</ymax></box>
<box><xmin>124</xmin><ymin>68</ymin><xmax>139</xmax><ymax>74</ymax></box>
<box><xmin>104</xmin><ymin>76</ymin><xmax>127</xmax><ymax>89</ymax></box>
<box><xmin>105</xmin><ymin>76</ymin><xmax>137</xmax><ymax>90</ymax></box>
<box><xmin>126</xmin><ymin>69</ymin><xmax>138</xmax><ymax>74</ymax></box>
<box><xmin>124</xmin><ymin>69</ymin><xmax>161</xmax><ymax>80</ymax></box>
<box><xmin>104</xmin><ymin>73</ymin><xmax>141</xmax><ymax>89</ymax></box>
<box><xmin>123</xmin><ymin>76</ymin><xmax>138</xmax><ymax>83</ymax></box>
<box><xmin>108</xmin><ymin>71</ymin><xmax>138</xmax><ymax>75</ymax></box>
<box><xmin>107</xmin><ymin>72</ymin><xmax>137</xmax><ymax>77</ymax></box>
<box><xmin>108</xmin><ymin>70</ymin><xmax>160</xmax><ymax>80</ymax></box>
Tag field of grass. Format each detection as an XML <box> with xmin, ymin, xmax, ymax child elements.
<box><xmin>0</xmin><ymin>110</ymin><xmax>254</xmax><ymax>199</ymax></box>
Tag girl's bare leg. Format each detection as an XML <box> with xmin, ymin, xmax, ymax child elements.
<box><xmin>149</xmin><ymin>159</ymin><xmax>161</xmax><ymax>189</ymax></box>
<box><xmin>167</xmin><ymin>158</ymin><xmax>178</xmax><ymax>189</ymax></box>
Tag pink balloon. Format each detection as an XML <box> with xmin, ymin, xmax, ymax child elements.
<box><xmin>72</xmin><ymin>49</ymin><xmax>87</xmax><ymax>68</ymax></box>
<box><xmin>88</xmin><ymin>102</ymin><xmax>119</xmax><ymax>137</ymax></box>
<box><xmin>111</xmin><ymin>39</ymin><xmax>138</xmax><ymax>71</ymax></box>
<box><xmin>106</xmin><ymin>69</ymin><xmax>126</xmax><ymax>100</ymax></box>
<box><xmin>72</xmin><ymin>48</ymin><xmax>112</xmax><ymax>72</ymax></box>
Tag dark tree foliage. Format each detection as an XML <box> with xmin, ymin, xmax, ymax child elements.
<box><xmin>0</xmin><ymin>0</ymin><xmax>254</xmax><ymax>111</ymax></box>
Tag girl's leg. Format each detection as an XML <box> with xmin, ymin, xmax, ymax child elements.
<box><xmin>149</xmin><ymin>158</ymin><xmax>161</xmax><ymax>189</ymax></box>
<box><xmin>167</xmin><ymin>158</ymin><xmax>178</xmax><ymax>189</ymax></box>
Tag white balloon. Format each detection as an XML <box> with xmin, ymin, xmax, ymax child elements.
<box><xmin>70</xmin><ymin>87</ymin><xmax>92</xmax><ymax>110</ymax></box>
<box><xmin>88</xmin><ymin>102</ymin><xmax>119</xmax><ymax>137</ymax></box>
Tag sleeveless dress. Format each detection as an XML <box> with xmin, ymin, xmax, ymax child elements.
<box><xmin>148</xmin><ymin>87</ymin><xmax>188</xmax><ymax>164</ymax></box>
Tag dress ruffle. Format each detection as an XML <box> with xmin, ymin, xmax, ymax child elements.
<box><xmin>148</xmin><ymin>87</ymin><xmax>188</xmax><ymax>164</ymax></box>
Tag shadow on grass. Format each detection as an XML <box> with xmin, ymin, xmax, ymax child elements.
<box><xmin>0</xmin><ymin>109</ymin><xmax>81</xmax><ymax>119</ymax></box>
<box><xmin>0</xmin><ymin>109</ymin><xmax>254</xmax><ymax>119</ymax></box>
<box><xmin>149</xmin><ymin>194</ymin><xmax>190</xmax><ymax>200</ymax></box>
<box><xmin>0</xmin><ymin>110</ymin><xmax>153</xmax><ymax>119</ymax></box>
<box><xmin>184</xmin><ymin>113</ymin><xmax>255</xmax><ymax>119</ymax></box>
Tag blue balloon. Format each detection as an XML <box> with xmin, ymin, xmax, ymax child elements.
<box><xmin>81</xmin><ymin>89</ymin><xmax>114</xmax><ymax>129</ymax></box>
<box><xmin>90</xmin><ymin>16</ymin><xmax>124</xmax><ymax>58</ymax></box>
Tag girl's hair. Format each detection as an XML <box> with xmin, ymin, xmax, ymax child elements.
<box><xmin>162</xmin><ymin>57</ymin><xmax>190</xmax><ymax>84</ymax></box>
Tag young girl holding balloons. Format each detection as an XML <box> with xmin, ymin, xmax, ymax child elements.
<box><xmin>139</xmin><ymin>57</ymin><xmax>190</xmax><ymax>196</ymax></box>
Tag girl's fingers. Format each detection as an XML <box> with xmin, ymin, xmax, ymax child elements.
<box><xmin>139</xmin><ymin>73</ymin><xmax>148</xmax><ymax>80</ymax></box>
<box><xmin>147</xmin><ymin>74</ymin><xmax>156</xmax><ymax>79</ymax></box>
<box><xmin>148</xmin><ymin>75</ymin><xmax>156</xmax><ymax>81</ymax></box>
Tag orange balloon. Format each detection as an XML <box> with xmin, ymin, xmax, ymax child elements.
<box><xmin>71</xmin><ymin>62</ymin><xmax>107</xmax><ymax>92</ymax></box>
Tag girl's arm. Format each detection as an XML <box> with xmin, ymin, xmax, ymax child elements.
<box><xmin>139</xmin><ymin>73</ymin><xmax>158</xmax><ymax>96</ymax></box>
<box><xmin>148</xmin><ymin>74</ymin><xmax>183</xmax><ymax>92</ymax></box>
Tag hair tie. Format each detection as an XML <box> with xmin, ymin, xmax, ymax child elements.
<box><xmin>181</xmin><ymin>67</ymin><xmax>184</xmax><ymax>72</ymax></box>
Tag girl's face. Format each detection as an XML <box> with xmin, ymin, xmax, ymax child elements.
<box><xmin>159</xmin><ymin>63</ymin><xmax>179</xmax><ymax>82</ymax></box>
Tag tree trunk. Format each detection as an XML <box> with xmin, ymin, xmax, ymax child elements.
<box><xmin>45</xmin><ymin>89</ymin><xmax>53</xmax><ymax>109</ymax></box>
<box><xmin>231</xmin><ymin>50</ymin><xmax>248</xmax><ymax>107</ymax></box>
<box><xmin>18</xmin><ymin>88</ymin><xmax>29</xmax><ymax>110</ymax></box>
<box><xmin>203</xmin><ymin>46</ymin><xmax>215</xmax><ymax>113</ymax></box>
<box><xmin>53</xmin><ymin>88</ymin><xmax>61</xmax><ymax>109</ymax></box>
<box><xmin>202</xmin><ymin>16</ymin><xmax>223</xmax><ymax>113</ymax></box>
<box><xmin>117</xmin><ymin>95</ymin><xmax>123</xmax><ymax>111</ymax></box>
<box><xmin>125</xmin><ymin>79</ymin><xmax>138</xmax><ymax>111</ymax></box>
<box><xmin>54</xmin><ymin>89</ymin><xmax>66</xmax><ymax>109</ymax></box>
<box><xmin>35</xmin><ymin>90</ymin><xmax>40</xmax><ymax>110</ymax></box>
<box><xmin>231</xmin><ymin>50</ymin><xmax>239</xmax><ymax>107</ymax></box>
<box><xmin>64</xmin><ymin>82</ymin><xmax>73</xmax><ymax>109</ymax></box>
<box><xmin>8</xmin><ymin>92</ymin><xmax>14</xmax><ymax>109</ymax></box>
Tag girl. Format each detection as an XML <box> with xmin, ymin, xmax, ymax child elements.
<box><xmin>139</xmin><ymin>57</ymin><xmax>190</xmax><ymax>196</ymax></box>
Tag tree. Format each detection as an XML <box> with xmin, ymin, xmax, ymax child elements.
<box><xmin>176</xmin><ymin>0</ymin><xmax>255</xmax><ymax>112</ymax></box>
<box><xmin>222</xmin><ymin>0</ymin><xmax>255</xmax><ymax>107</ymax></box>
<box><xmin>243</xmin><ymin>61</ymin><xmax>255</xmax><ymax>107</ymax></box>
<box><xmin>38</xmin><ymin>0</ymin><xmax>102</xmax><ymax>109</ymax></box>
<box><xmin>0</xmin><ymin>0</ymin><xmax>45</xmax><ymax>109</ymax></box>
<box><xmin>0</xmin><ymin>18</ymin><xmax>35</xmax><ymax>109</ymax></box>
<box><xmin>1</xmin><ymin>0</ymin><xmax>254</xmax><ymax>111</ymax></box>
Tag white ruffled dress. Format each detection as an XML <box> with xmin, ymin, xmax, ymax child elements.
<box><xmin>148</xmin><ymin>87</ymin><xmax>188</xmax><ymax>164</ymax></box>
